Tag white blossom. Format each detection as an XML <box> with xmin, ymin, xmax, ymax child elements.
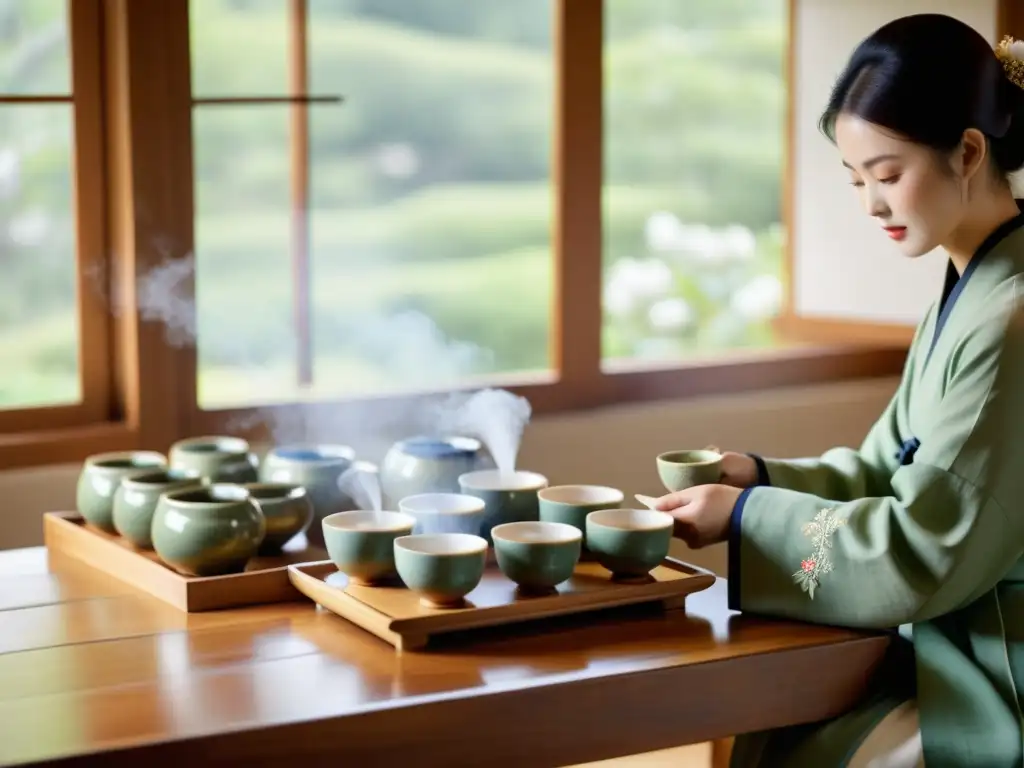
<box><xmin>730</xmin><ymin>274</ymin><xmax>783</xmax><ymax>321</ymax></box>
<box><xmin>603</xmin><ymin>257</ymin><xmax>674</xmax><ymax>316</ymax></box>
<box><xmin>644</xmin><ymin>211</ymin><xmax>685</xmax><ymax>252</ymax></box>
<box><xmin>648</xmin><ymin>297</ymin><xmax>694</xmax><ymax>330</ymax></box>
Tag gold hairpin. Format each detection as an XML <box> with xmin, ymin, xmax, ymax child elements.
<box><xmin>996</xmin><ymin>35</ymin><xmax>1024</xmax><ymax>90</ymax></box>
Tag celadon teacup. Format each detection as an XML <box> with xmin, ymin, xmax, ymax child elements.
<box><xmin>491</xmin><ymin>520</ymin><xmax>582</xmax><ymax>594</ymax></box>
<box><xmin>76</xmin><ymin>450</ymin><xmax>168</xmax><ymax>534</ymax></box>
<box><xmin>111</xmin><ymin>467</ymin><xmax>204</xmax><ymax>548</ymax></box>
<box><xmin>538</xmin><ymin>484</ymin><xmax>624</xmax><ymax>550</ymax></box>
<box><xmin>169</xmin><ymin>435</ymin><xmax>259</xmax><ymax>484</ymax></box>
<box><xmin>458</xmin><ymin>469</ymin><xmax>549</xmax><ymax>543</ymax></box>
<box><xmin>656</xmin><ymin>449</ymin><xmax>723</xmax><ymax>492</ymax></box>
<box><xmin>398</xmin><ymin>492</ymin><xmax>487</xmax><ymax>536</ymax></box>
<box><xmin>393</xmin><ymin>532</ymin><xmax>488</xmax><ymax>608</ymax></box>
<box><xmin>322</xmin><ymin>510</ymin><xmax>416</xmax><ymax>585</ymax></box>
<box><xmin>151</xmin><ymin>484</ymin><xmax>267</xmax><ymax>577</ymax></box>
<box><xmin>585</xmin><ymin>508</ymin><xmax>673</xmax><ymax>581</ymax></box>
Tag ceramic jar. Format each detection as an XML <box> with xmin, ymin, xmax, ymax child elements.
<box><xmin>112</xmin><ymin>468</ymin><xmax>204</xmax><ymax>548</ymax></box>
<box><xmin>169</xmin><ymin>435</ymin><xmax>259</xmax><ymax>484</ymax></box>
<box><xmin>151</xmin><ymin>484</ymin><xmax>266</xmax><ymax>576</ymax></box>
<box><xmin>379</xmin><ymin>436</ymin><xmax>494</xmax><ymax>508</ymax></box>
<box><xmin>240</xmin><ymin>482</ymin><xmax>315</xmax><ymax>554</ymax></box>
<box><xmin>76</xmin><ymin>451</ymin><xmax>168</xmax><ymax>533</ymax></box>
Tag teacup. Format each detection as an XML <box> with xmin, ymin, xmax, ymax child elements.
<box><xmin>398</xmin><ymin>492</ymin><xmax>487</xmax><ymax>536</ymax></box>
<box><xmin>491</xmin><ymin>521</ymin><xmax>582</xmax><ymax>595</ymax></box>
<box><xmin>457</xmin><ymin>469</ymin><xmax>549</xmax><ymax>543</ymax></box>
<box><xmin>393</xmin><ymin>533</ymin><xmax>488</xmax><ymax>608</ymax></box>
<box><xmin>111</xmin><ymin>467</ymin><xmax>204</xmax><ymax>548</ymax></box>
<box><xmin>585</xmin><ymin>508</ymin><xmax>673</xmax><ymax>581</ymax></box>
<box><xmin>538</xmin><ymin>484</ymin><xmax>624</xmax><ymax>549</ymax></box>
<box><xmin>151</xmin><ymin>484</ymin><xmax>266</xmax><ymax>577</ymax></box>
<box><xmin>322</xmin><ymin>510</ymin><xmax>416</xmax><ymax>585</ymax></box>
<box><xmin>170</xmin><ymin>436</ymin><xmax>259</xmax><ymax>484</ymax></box>
<box><xmin>241</xmin><ymin>482</ymin><xmax>315</xmax><ymax>554</ymax></box>
<box><xmin>76</xmin><ymin>450</ymin><xmax>168</xmax><ymax>533</ymax></box>
<box><xmin>656</xmin><ymin>449</ymin><xmax>723</xmax><ymax>492</ymax></box>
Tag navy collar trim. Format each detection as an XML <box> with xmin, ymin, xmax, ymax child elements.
<box><xmin>927</xmin><ymin>200</ymin><xmax>1024</xmax><ymax>363</ymax></box>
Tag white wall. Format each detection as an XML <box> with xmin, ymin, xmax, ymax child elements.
<box><xmin>793</xmin><ymin>0</ymin><xmax>996</xmax><ymax>324</ymax></box>
<box><xmin>0</xmin><ymin>376</ymin><xmax>899</xmax><ymax>575</ymax></box>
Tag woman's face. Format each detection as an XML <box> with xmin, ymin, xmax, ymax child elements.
<box><xmin>834</xmin><ymin>113</ymin><xmax>964</xmax><ymax>258</ymax></box>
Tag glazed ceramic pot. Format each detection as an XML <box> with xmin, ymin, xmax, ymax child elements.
<box><xmin>241</xmin><ymin>482</ymin><xmax>315</xmax><ymax>554</ymax></box>
<box><xmin>112</xmin><ymin>468</ymin><xmax>204</xmax><ymax>548</ymax></box>
<box><xmin>259</xmin><ymin>444</ymin><xmax>356</xmax><ymax>546</ymax></box>
<box><xmin>151</xmin><ymin>484</ymin><xmax>266</xmax><ymax>577</ymax></box>
<box><xmin>169</xmin><ymin>435</ymin><xmax>259</xmax><ymax>484</ymax></box>
<box><xmin>76</xmin><ymin>451</ymin><xmax>168</xmax><ymax>533</ymax></box>
<box><xmin>380</xmin><ymin>436</ymin><xmax>494</xmax><ymax>508</ymax></box>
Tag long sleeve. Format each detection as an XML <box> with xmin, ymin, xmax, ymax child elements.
<box><xmin>750</xmin><ymin>315</ymin><xmax>930</xmax><ymax>502</ymax></box>
<box><xmin>729</xmin><ymin>287</ymin><xmax>1024</xmax><ymax>629</ymax></box>
<box><xmin>755</xmin><ymin>392</ymin><xmax>904</xmax><ymax>501</ymax></box>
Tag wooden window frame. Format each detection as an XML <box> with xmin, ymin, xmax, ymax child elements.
<box><xmin>0</xmin><ymin>0</ymin><xmax>111</xmax><ymax>435</ymax></box>
<box><xmin>1</xmin><ymin>0</ymin><xmax>940</xmax><ymax>469</ymax></box>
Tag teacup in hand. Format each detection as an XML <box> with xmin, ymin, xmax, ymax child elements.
<box><xmin>656</xmin><ymin>449</ymin><xmax>723</xmax><ymax>492</ymax></box>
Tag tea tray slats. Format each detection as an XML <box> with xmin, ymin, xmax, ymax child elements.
<box><xmin>43</xmin><ymin>511</ymin><xmax>327</xmax><ymax>612</ymax></box>
<box><xmin>288</xmin><ymin>557</ymin><xmax>716</xmax><ymax>651</ymax></box>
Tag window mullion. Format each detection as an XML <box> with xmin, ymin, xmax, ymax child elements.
<box><xmin>289</xmin><ymin>0</ymin><xmax>313</xmax><ymax>389</ymax></box>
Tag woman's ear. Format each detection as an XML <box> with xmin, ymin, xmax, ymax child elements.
<box><xmin>956</xmin><ymin>127</ymin><xmax>989</xmax><ymax>182</ymax></box>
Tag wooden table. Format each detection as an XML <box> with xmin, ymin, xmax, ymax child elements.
<box><xmin>0</xmin><ymin>547</ymin><xmax>891</xmax><ymax>767</ymax></box>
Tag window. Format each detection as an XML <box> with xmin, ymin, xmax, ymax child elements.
<box><xmin>0</xmin><ymin>0</ymin><xmax>108</xmax><ymax>429</ymax></box>
<box><xmin>2</xmin><ymin>0</ymin><xmax>932</xmax><ymax>469</ymax></box>
<box><xmin>602</xmin><ymin>0</ymin><xmax>786</xmax><ymax>367</ymax></box>
<box><xmin>189</xmin><ymin>0</ymin><xmax>555</xmax><ymax>409</ymax></box>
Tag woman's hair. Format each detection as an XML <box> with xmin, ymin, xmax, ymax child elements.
<box><xmin>819</xmin><ymin>13</ymin><xmax>1024</xmax><ymax>177</ymax></box>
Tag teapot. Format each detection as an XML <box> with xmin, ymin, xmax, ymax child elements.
<box><xmin>259</xmin><ymin>443</ymin><xmax>356</xmax><ymax>547</ymax></box>
<box><xmin>380</xmin><ymin>436</ymin><xmax>494</xmax><ymax>508</ymax></box>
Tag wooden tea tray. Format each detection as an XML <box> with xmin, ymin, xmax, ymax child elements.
<box><xmin>288</xmin><ymin>556</ymin><xmax>716</xmax><ymax>651</ymax></box>
<box><xmin>43</xmin><ymin>511</ymin><xmax>328</xmax><ymax>612</ymax></box>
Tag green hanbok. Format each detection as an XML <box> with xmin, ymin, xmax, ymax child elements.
<box><xmin>729</xmin><ymin>207</ymin><xmax>1024</xmax><ymax>767</ymax></box>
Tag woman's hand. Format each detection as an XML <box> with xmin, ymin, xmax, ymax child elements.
<box><xmin>718</xmin><ymin>450</ymin><xmax>760</xmax><ymax>488</ymax></box>
<box><xmin>653</xmin><ymin>484</ymin><xmax>743</xmax><ymax>549</ymax></box>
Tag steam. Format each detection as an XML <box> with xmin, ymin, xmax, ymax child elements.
<box><xmin>431</xmin><ymin>388</ymin><xmax>532</xmax><ymax>474</ymax></box>
<box><xmin>337</xmin><ymin>460</ymin><xmax>383</xmax><ymax>512</ymax></box>
<box><xmin>89</xmin><ymin>246</ymin><xmax>535</xmax><ymax>472</ymax></box>
<box><xmin>136</xmin><ymin>253</ymin><xmax>197</xmax><ymax>346</ymax></box>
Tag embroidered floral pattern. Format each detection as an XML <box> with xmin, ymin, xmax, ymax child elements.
<box><xmin>792</xmin><ymin>507</ymin><xmax>846</xmax><ymax>599</ymax></box>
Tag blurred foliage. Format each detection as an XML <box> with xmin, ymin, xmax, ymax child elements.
<box><xmin>1</xmin><ymin>0</ymin><xmax>786</xmax><ymax>410</ymax></box>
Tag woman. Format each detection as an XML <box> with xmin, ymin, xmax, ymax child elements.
<box><xmin>655</xmin><ymin>14</ymin><xmax>1024</xmax><ymax>768</ymax></box>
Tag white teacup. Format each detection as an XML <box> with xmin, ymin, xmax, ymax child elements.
<box><xmin>398</xmin><ymin>492</ymin><xmax>487</xmax><ymax>536</ymax></box>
